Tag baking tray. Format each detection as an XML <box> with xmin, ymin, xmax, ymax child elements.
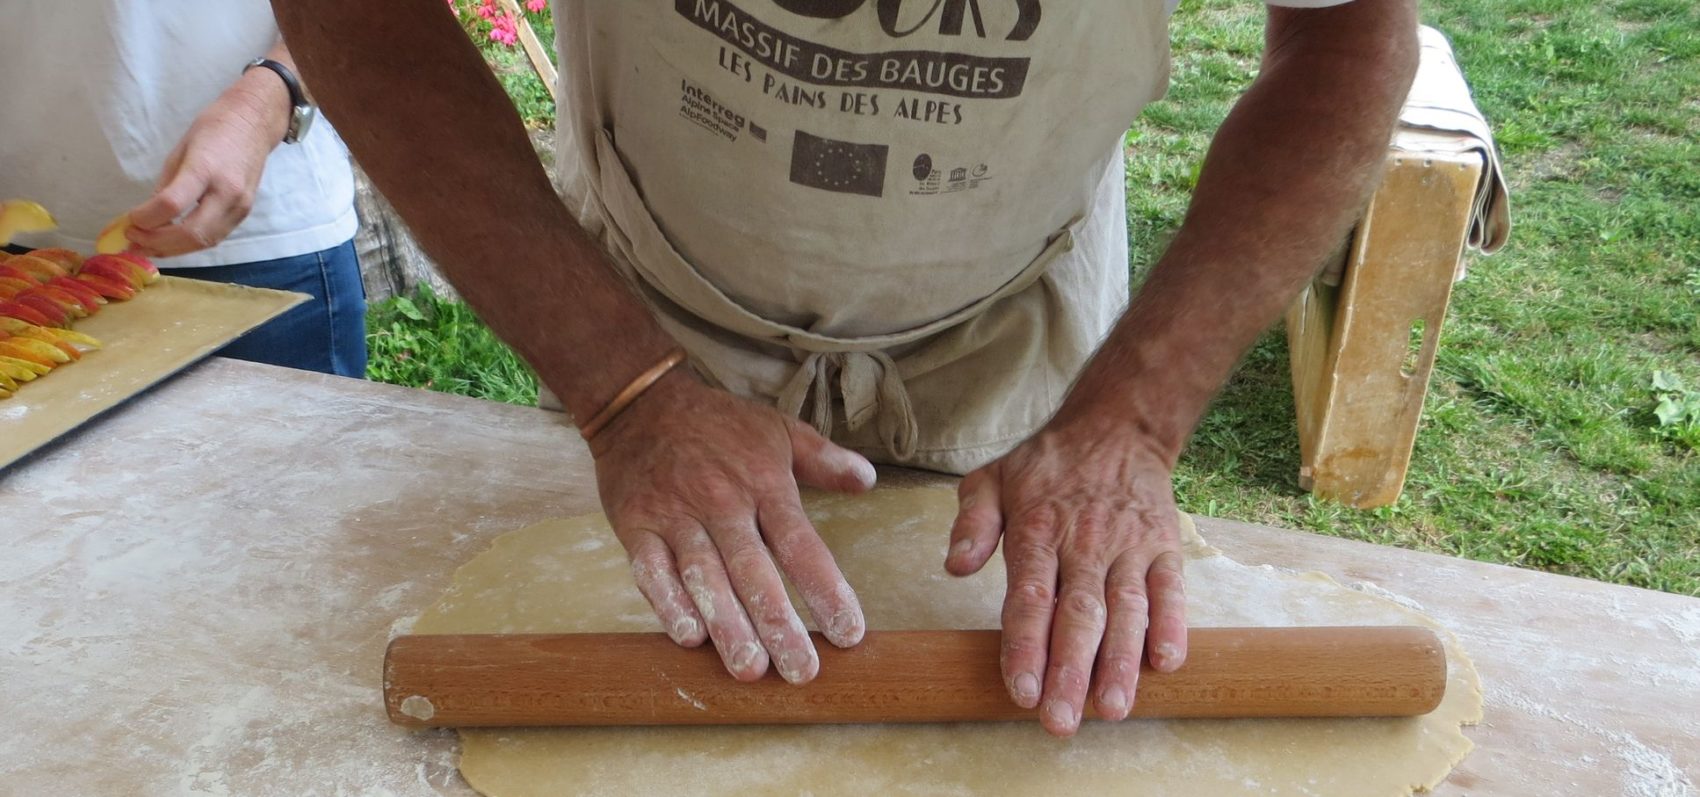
<box><xmin>0</xmin><ymin>275</ymin><xmax>307</xmax><ymax>470</ymax></box>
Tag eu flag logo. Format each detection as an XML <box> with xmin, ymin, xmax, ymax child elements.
<box><xmin>789</xmin><ymin>130</ymin><xmax>889</xmax><ymax>197</ymax></box>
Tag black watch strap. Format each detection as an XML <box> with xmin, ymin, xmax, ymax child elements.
<box><xmin>244</xmin><ymin>57</ymin><xmax>315</xmax><ymax>144</ymax></box>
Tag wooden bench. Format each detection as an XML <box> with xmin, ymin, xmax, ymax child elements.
<box><xmin>1284</xmin><ymin>27</ymin><xmax>1509</xmax><ymax>508</ymax></box>
<box><xmin>1286</xmin><ymin>141</ymin><xmax>1484</xmax><ymax>508</ymax></box>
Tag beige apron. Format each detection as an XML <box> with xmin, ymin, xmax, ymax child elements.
<box><xmin>552</xmin><ymin>0</ymin><xmax>1171</xmax><ymax>474</ymax></box>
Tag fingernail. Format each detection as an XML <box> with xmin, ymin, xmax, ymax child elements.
<box><xmin>835</xmin><ymin>449</ymin><xmax>876</xmax><ymax>488</ymax></box>
<box><xmin>776</xmin><ymin>649</ymin><xmax>812</xmax><ymax>683</ymax></box>
<box><xmin>730</xmin><ymin>641</ymin><xmax>764</xmax><ymax>674</ymax></box>
<box><xmin>1154</xmin><ymin>643</ymin><xmax>1179</xmax><ymax>669</ymax></box>
<box><xmin>1013</xmin><ymin>672</ymin><xmax>1040</xmax><ymax>705</ymax></box>
<box><xmin>852</xmin><ymin>457</ymin><xmax>876</xmax><ymax>488</ymax></box>
<box><xmin>1045</xmin><ymin>700</ymin><xmax>1077</xmax><ymax>729</ymax></box>
<box><xmin>949</xmin><ymin>538</ymin><xmax>973</xmax><ymax>560</ymax></box>
<box><xmin>669</xmin><ymin>617</ymin><xmax>700</xmax><ymax>644</ymax></box>
<box><xmin>827</xmin><ymin>608</ymin><xmax>864</xmax><ymax>646</ymax></box>
<box><xmin>1100</xmin><ymin>686</ymin><xmax>1129</xmax><ymax>716</ymax></box>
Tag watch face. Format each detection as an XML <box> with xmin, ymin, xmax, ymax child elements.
<box><xmin>288</xmin><ymin>105</ymin><xmax>317</xmax><ymax>144</ymax></box>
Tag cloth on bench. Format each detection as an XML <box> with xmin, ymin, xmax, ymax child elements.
<box><xmin>1320</xmin><ymin>25</ymin><xmax>1512</xmax><ymax>286</ymax></box>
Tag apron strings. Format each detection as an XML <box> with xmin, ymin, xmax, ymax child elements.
<box><xmin>776</xmin><ymin>352</ymin><xmax>919</xmax><ymax>461</ymax></box>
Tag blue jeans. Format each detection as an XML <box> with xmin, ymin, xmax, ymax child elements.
<box><xmin>161</xmin><ymin>241</ymin><xmax>368</xmax><ymax>378</ymax></box>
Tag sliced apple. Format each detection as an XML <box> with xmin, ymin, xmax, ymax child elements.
<box><xmin>0</xmin><ymin>278</ymin><xmax>33</xmax><ymax>299</ymax></box>
<box><xmin>5</xmin><ymin>324</ymin><xmax>79</xmax><ymax>360</ymax></box>
<box><xmin>48</xmin><ymin>276</ymin><xmax>106</xmax><ymax>309</ymax></box>
<box><xmin>95</xmin><ymin>213</ymin><xmax>133</xmax><ymax>254</ymax></box>
<box><xmin>75</xmin><ymin>273</ymin><xmax>137</xmax><ymax>301</ymax></box>
<box><xmin>0</xmin><ymin>355</ymin><xmax>49</xmax><ymax>378</ymax></box>
<box><xmin>4</xmin><ymin>255</ymin><xmax>65</xmax><ymax>282</ymax></box>
<box><xmin>0</xmin><ymin>319</ymin><xmax>103</xmax><ymax>350</ymax></box>
<box><xmin>23</xmin><ymin>329</ymin><xmax>81</xmax><ymax>360</ymax></box>
<box><xmin>0</xmin><ymin>264</ymin><xmax>40</xmax><ymax>283</ymax></box>
<box><xmin>79</xmin><ymin>255</ymin><xmax>148</xmax><ymax>290</ymax></box>
<box><xmin>0</xmin><ymin>369</ymin><xmax>18</xmax><ymax>393</ymax></box>
<box><xmin>113</xmin><ymin>251</ymin><xmax>161</xmax><ymax>283</ymax></box>
<box><xmin>13</xmin><ymin>293</ymin><xmax>68</xmax><ymax>324</ymax></box>
<box><xmin>28</xmin><ymin>286</ymin><xmax>92</xmax><ymax>320</ymax></box>
<box><xmin>0</xmin><ymin>199</ymin><xmax>57</xmax><ymax>246</ymax></box>
<box><xmin>12</xmin><ymin>294</ymin><xmax>68</xmax><ymax>326</ymax></box>
<box><xmin>57</xmin><ymin>330</ymin><xmax>101</xmax><ymax>349</ymax></box>
<box><xmin>0</xmin><ymin>333</ymin><xmax>71</xmax><ymax>361</ymax></box>
<box><xmin>26</xmin><ymin>248</ymin><xmax>84</xmax><ymax>272</ymax></box>
<box><xmin>0</xmin><ymin>300</ymin><xmax>53</xmax><ymax>325</ymax></box>
<box><xmin>0</xmin><ymin>317</ymin><xmax>53</xmax><ymax>336</ymax></box>
<box><xmin>0</xmin><ymin>339</ymin><xmax>62</xmax><ymax>368</ymax></box>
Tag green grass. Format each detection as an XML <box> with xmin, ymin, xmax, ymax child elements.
<box><xmin>491</xmin><ymin>45</ymin><xmax>555</xmax><ymax>129</ymax></box>
<box><xmin>1141</xmin><ymin>0</ymin><xmax>1699</xmax><ymax>595</ymax></box>
<box><xmin>370</xmin><ymin>0</ymin><xmax>1699</xmax><ymax>596</ymax></box>
<box><xmin>366</xmin><ymin>287</ymin><xmax>538</xmax><ymax>405</ymax></box>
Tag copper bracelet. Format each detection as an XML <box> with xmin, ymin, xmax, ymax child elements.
<box><xmin>578</xmin><ymin>349</ymin><xmax>687</xmax><ymax>441</ymax></box>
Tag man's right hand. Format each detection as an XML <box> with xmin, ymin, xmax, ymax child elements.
<box><xmin>590</xmin><ymin>370</ymin><xmax>876</xmax><ymax>684</ymax></box>
<box><xmin>267</xmin><ymin>2</ymin><xmax>871</xmax><ymax>682</ymax></box>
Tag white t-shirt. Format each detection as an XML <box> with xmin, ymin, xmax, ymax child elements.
<box><xmin>0</xmin><ymin>1</ymin><xmax>357</xmax><ymax>268</ymax></box>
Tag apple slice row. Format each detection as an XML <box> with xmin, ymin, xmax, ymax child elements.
<box><xmin>0</xmin><ymin>315</ymin><xmax>105</xmax><ymax>398</ymax></box>
<box><xmin>0</xmin><ymin>199</ymin><xmax>156</xmax><ymax>398</ymax></box>
<box><xmin>0</xmin><ymin>250</ymin><xmax>161</xmax><ymax>324</ymax></box>
<box><xmin>0</xmin><ymin>243</ymin><xmax>155</xmax><ymax>399</ymax></box>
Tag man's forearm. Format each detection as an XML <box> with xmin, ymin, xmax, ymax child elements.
<box><xmin>1056</xmin><ymin>1</ymin><xmax>1420</xmax><ymax>462</ymax></box>
<box><xmin>271</xmin><ymin>1</ymin><xmax>678</xmax><ymax>419</ymax></box>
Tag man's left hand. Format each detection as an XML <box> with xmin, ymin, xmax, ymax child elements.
<box><xmin>945</xmin><ymin>413</ymin><xmax>1187</xmax><ymax>737</ymax></box>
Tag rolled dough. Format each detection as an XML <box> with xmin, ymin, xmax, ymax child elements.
<box><xmin>412</xmin><ymin>487</ymin><xmax>1481</xmax><ymax>796</ymax></box>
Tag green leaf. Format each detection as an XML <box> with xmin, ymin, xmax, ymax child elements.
<box><xmin>1655</xmin><ymin>396</ymin><xmax>1685</xmax><ymax>427</ymax></box>
<box><xmin>393</xmin><ymin>296</ymin><xmax>426</xmax><ymax>322</ymax></box>
<box><xmin>1651</xmin><ymin>370</ymin><xmax>1683</xmax><ymax>392</ymax></box>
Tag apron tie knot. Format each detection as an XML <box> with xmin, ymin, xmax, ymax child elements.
<box><xmin>776</xmin><ymin>351</ymin><xmax>918</xmax><ymax>461</ymax></box>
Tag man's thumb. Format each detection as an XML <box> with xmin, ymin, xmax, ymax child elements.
<box><xmin>787</xmin><ymin>417</ymin><xmax>876</xmax><ymax>494</ymax></box>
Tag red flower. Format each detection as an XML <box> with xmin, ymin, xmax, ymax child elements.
<box><xmin>489</xmin><ymin>12</ymin><xmax>519</xmax><ymax>46</ymax></box>
<box><xmin>525</xmin><ymin>0</ymin><xmax>547</xmax><ymax>11</ymax></box>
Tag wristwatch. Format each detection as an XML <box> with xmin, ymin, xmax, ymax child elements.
<box><xmin>243</xmin><ymin>57</ymin><xmax>316</xmax><ymax>144</ymax></box>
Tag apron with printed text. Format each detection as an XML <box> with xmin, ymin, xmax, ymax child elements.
<box><xmin>553</xmin><ymin>0</ymin><xmax>1171</xmax><ymax>474</ymax></box>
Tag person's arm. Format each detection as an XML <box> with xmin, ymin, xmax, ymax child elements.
<box><xmin>267</xmin><ymin>8</ymin><xmax>672</xmax><ymax>417</ymax></box>
<box><xmin>946</xmin><ymin>0</ymin><xmax>1420</xmax><ymax>737</ymax></box>
<box><xmin>271</xmin><ymin>1</ymin><xmax>875</xmax><ymax>683</ymax></box>
<box><xmin>125</xmin><ymin>39</ymin><xmax>299</xmax><ymax>257</ymax></box>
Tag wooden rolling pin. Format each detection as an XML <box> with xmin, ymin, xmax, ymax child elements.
<box><xmin>384</xmin><ymin>626</ymin><xmax>1445</xmax><ymax>727</ymax></box>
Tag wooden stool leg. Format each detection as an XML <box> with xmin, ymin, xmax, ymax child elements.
<box><xmin>1285</xmin><ymin>151</ymin><xmax>1484</xmax><ymax>508</ymax></box>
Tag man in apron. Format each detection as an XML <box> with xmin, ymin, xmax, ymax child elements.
<box><xmin>276</xmin><ymin>0</ymin><xmax>1418</xmax><ymax>736</ymax></box>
